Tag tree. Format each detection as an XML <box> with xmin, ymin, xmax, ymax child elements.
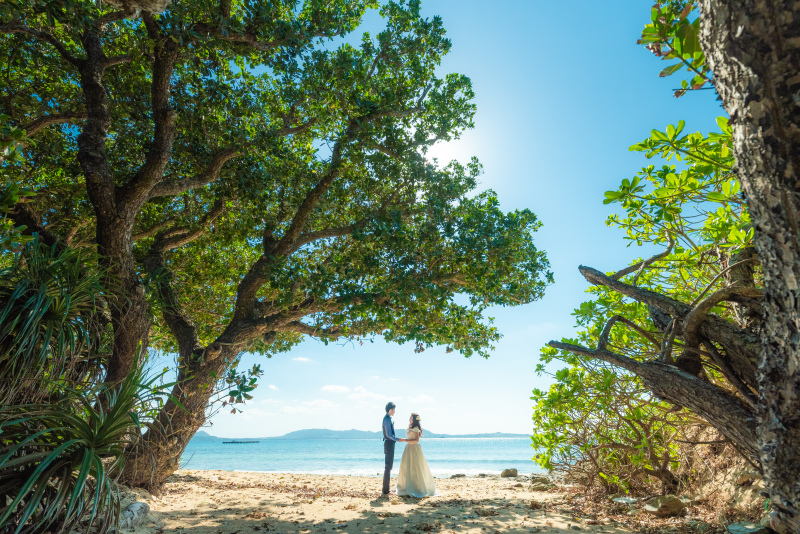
<box><xmin>548</xmin><ymin>2</ymin><xmax>799</xmax><ymax>530</ymax></box>
<box><xmin>541</xmin><ymin>116</ymin><xmax>754</xmax><ymax>492</ymax></box>
<box><xmin>698</xmin><ymin>1</ymin><xmax>800</xmax><ymax>530</ymax></box>
<box><xmin>1</xmin><ymin>0</ymin><xmax>552</xmax><ymax>490</ymax></box>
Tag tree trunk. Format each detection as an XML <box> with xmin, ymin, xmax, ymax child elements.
<box><xmin>76</xmin><ymin>29</ymin><xmax>151</xmax><ymax>386</ymax></box>
<box><xmin>698</xmin><ymin>1</ymin><xmax>800</xmax><ymax>530</ymax></box>
<box><xmin>120</xmin><ymin>343</ymin><xmax>238</xmax><ymax>491</ymax></box>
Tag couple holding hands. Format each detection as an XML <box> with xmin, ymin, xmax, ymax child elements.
<box><xmin>381</xmin><ymin>401</ymin><xmax>437</xmax><ymax>498</ymax></box>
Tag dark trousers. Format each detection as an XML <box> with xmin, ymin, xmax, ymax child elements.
<box><xmin>382</xmin><ymin>440</ymin><xmax>396</xmax><ymax>494</ymax></box>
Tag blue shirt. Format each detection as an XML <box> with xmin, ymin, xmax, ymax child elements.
<box><xmin>382</xmin><ymin>414</ymin><xmax>398</xmax><ymax>442</ymax></box>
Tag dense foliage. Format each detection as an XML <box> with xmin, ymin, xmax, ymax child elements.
<box><xmin>533</xmin><ymin>1</ymin><xmax>759</xmax><ymax>494</ymax></box>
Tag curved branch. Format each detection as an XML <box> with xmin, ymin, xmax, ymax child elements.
<box><xmin>191</xmin><ymin>23</ymin><xmax>347</xmax><ymax>53</ymax></box>
<box><xmin>283</xmin><ymin>321</ymin><xmax>345</xmax><ymax>339</ymax></box>
<box><xmin>611</xmin><ymin>234</ymin><xmax>674</xmax><ymax>282</ymax></box>
<box><xmin>148</xmin><ymin>148</ymin><xmax>241</xmax><ymax>199</ymax></box>
<box><xmin>598</xmin><ymin>314</ymin><xmax>661</xmax><ymax>350</ymax></box>
<box><xmin>8</xmin><ymin>203</ymin><xmax>61</xmax><ymax>249</ymax></box>
<box><xmin>103</xmin><ymin>54</ymin><xmax>134</xmax><ymax>67</ymax></box>
<box><xmin>701</xmin><ymin>336</ymin><xmax>758</xmax><ymax>409</ymax></box>
<box><xmin>149</xmin><ymin>199</ymin><xmax>227</xmax><ymax>253</ymax></box>
<box><xmin>276</xmin><ymin>118</ymin><xmax>317</xmax><ymax>137</ymax></box>
<box><xmin>95</xmin><ymin>10</ymin><xmax>128</xmax><ymax>28</ymax></box>
<box><xmin>20</xmin><ymin>112</ymin><xmax>86</xmax><ymax>137</ymax></box>
<box><xmin>286</xmin><ymin>202</ymin><xmax>412</xmax><ymax>255</ymax></box>
<box><xmin>689</xmin><ymin>256</ymin><xmax>761</xmax><ymax>307</ymax></box>
<box><xmin>581</xmin><ymin>265</ymin><xmax>691</xmax><ymax>318</ymax></box>
<box><xmin>0</xmin><ymin>23</ymin><xmax>79</xmax><ymax>66</ymax></box>
<box><xmin>143</xmin><ymin>250</ymin><xmax>201</xmax><ymax>362</ymax></box>
<box><xmin>118</xmin><ymin>14</ymin><xmax>179</xmax><ymax>207</ymax></box>
<box><xmin>683</xmin><ymin>286</ymin><xmax>764</xmax><ymax>343</ymax></box>
<box><xmin>548</xmin><ymin>340</ymin><xmax>760</xmax><ymax>466</ymax></box>
<box><xmin>582</xmin><ymin>264</ymin><xmax>760</xmax><ymax>387</ymax></box>
<box><xmin>228</xmin><ymin>105</ymin><xmax>425</xmax><ymax>332</ymax></box>
<box><xmin>132</xmin><ymin>217</ymin><xmax>176</xmax><ymax>241</ymax></box>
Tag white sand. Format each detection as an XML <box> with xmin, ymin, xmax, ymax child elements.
<box><xmin>120</xmin><ymin>470</ymin><xmax>634</xmax><ymax>534</ymax></box>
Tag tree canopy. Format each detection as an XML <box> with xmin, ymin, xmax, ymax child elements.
<box><xmin>1</xmin><ymin>0</ymin><xmax>551</xmax><ymax>488</ymax></box>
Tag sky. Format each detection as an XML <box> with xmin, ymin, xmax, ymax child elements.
<box><xmin>196</xmin><ymin>0</ymin><xmax>723</xmax><ymax>439</ymax></box>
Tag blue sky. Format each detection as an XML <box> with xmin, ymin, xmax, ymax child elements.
<box><xmin>200</xmin><ymin>0</ymin><xmax>722</xmax><ymax>438</ymax></box>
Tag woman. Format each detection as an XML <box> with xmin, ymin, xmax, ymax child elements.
<box><xmin>396</xmin><ymin>413</ymin><xmax>437</xmax><ymax>497</ymax></box>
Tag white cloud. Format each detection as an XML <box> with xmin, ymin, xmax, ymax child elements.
<box><xmin>348</xmin><ymin>386</ymin><xmax>385</xmax><ymax>401</ymax></box>
<box><xmin>268</xmin><ymin>384</ymin><xmax>279</xmax><ymax>390</ymax></box>
<box><xmin>235</xmin><ymin>407</ymin><xmax>276</xmax><ymax>421</ymax></box>
<box><xmin>292</xmin><ymin>357</ymin><xmax>312</xmax><ymax>362</ymax></box>
<box><xmin>321</xmin><ymin>385</ymin><xmax>351</xmax><ymax>394</ymax></box>
<box><xmin>260</xmin><ymin>398</ymin><xmax>284</xmax><ymax>406</ymax></box>
<box><xmin>281</xmin><ymin>399</ymin><xmax>339</xmax><ymax>414</ymax></box>
<box><xmin>408</xmin><ymin>394</ymin><xmax>434</xmax><ymax>404</ymax></box>
<box><xmin>367</xmin><ymin>375</ymin><xmax>381</xmax><ymax>380</ymax></box>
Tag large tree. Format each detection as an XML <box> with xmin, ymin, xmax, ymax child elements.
<box><xmin>0</xmin><ymin>0</ymin><xmax>551</xmax><ymax>490</ymax></box>
<box><xmin>549</xmin><ymin>1</ymin><xmax>799</xmax><ymax>530</ymax></box>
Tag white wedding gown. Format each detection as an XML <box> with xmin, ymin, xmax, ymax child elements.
<box><xmin>396</xmin><ymin>428</ymin><xmax>437</xmax><ymax>497</ymax></box>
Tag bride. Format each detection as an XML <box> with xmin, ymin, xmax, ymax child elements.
<box><xmin>396</xmin><ymin>413</ymin><xmax>437</xmax><ymax>497</ymax></box>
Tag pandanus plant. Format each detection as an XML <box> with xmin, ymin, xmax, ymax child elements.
<box><xmin>0</xmin><ymin>238</ymin><xmax>109</xmax><ymax>406</ymax></box>
<box><xmin>0</xmin><ymin>238</ymin><xmax>178</xmax><ymax>533</ymax></box>
<box><xmin>0</xmin><ymin>365</ymin><xmax>174</xmax><ymax>534</ymax></box>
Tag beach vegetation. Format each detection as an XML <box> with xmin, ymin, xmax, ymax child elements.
<box><xmin>0</xmin><ymin>129</ymin><xmax>176</xmax><ymax>533</ymax></box>
<box><xmin>540</xmin><ymin>2</ymin><xmax>800</xmax><ymax>528</ymax></box>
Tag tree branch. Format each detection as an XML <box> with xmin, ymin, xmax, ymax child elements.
<box><xmin>612</xmin><ymin>234</ymin><xmax>675</xmax><ymax>283</ymax></box>
<box><xmin>19</xmin><ymin>112</ymin><xmax>87</xmax><ymax>137</ymax></box>
<box><xmin>132</xmin><ymin>217</ymin><xmax>176</xmax><ymax>241</ymax></box>
<box><xmin>598</xmin><ymin>314</ymin><xmax>661</xmax><ymax>351</ymax></box>
<box><xmin>8</xmin><ymin>202</ymin><xmax>61</xmax><ymax>249</ymax></box>
<box><xmin>148</xmin><ymin>148</ymin><xmax>241</xmax><ymax>199</ymax></box>
<box><xmin>701</xmin><ymin>336</ymin><xmax>758</xmax><ymax>409</ymax></box>
<box><xmin>583</xmin><ymin>265</ymin><xmax>691</xmax><ymax>318</ymax></box>
<box><xmin>95</xmin><ymin>11</ymin><xmax>128</xmax><ymax>28</ymax></box>
<box><xmin>0</xmin><ymin>23</ymin><xmax>79</xmax><ymax>66</ymax></box>
<box><xmin>286</xmin><ymin>200</ymin><xmax>412</xmax><ymax>255</ymax></box>
<box><xmin>191</xmin><ymin>23</ymin><xmax>347</xmax><ymax>53</ymax></box>
<box><xmin>144</xmin><ymin>245</ymin><xmax>202</xmax><ymax>362</ymax></box>
<box><xmin>581</xmin><ymin>264</ymin><xmax>761</xmax><ymax>386</ymax></box>
<box><xmin>118</xmin><ymin>14</ymin><xmax>179</xmax><ymax>207</ymax></box>
<box><xmin>283</xmin><ymin>321</ymin><xmax>347</xmax><ymax>339</ymax></box>
<box><xmin>149</xmin><ymin>199</ymin><xmax>227</xmax><ymax>253</ymax></box>
<box><xmin>548</xmin><ymin>340</ymin><xmax>760</xmax><ymax>466</ymax></box>
<box><xmin>103</xmin><ymin>54</ymin><xmax>134</xmax><ymax>67</ymax></box>
<box><xmin>227</xmin><ymin>105</ymin><xmax>425</xmax><ymax>336</ymax></box>
<box><xmin>683</xmin><ymin>286</ymin><xmax>764</xmax><ymax>343</ymax></box>
<box><xmin>276</xmin><ymin>118</ymin><xmax>317</xmax><ymax>137</ymax></box>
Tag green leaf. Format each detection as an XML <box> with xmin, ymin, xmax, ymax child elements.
<box><xmin>659</xmin><ymin>62</ymin><xmax>683</xmax><ymax>77</ymax></box>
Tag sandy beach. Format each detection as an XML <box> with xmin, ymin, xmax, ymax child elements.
<box><xmin>119</xmin><ymin>470</ymin><xmax>644</xmax><ymax>534</ymax></box>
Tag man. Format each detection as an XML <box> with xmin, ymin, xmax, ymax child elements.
<box><xmin>382</xmin><ymin>401</ymin><xmax>406</xmax><ymax>496</ymax></box>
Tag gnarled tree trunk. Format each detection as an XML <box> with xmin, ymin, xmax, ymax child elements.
<box><xmin>698</xmin><ymin>1</ymin><xmax>800</xmax><ymax>530</ymax></box>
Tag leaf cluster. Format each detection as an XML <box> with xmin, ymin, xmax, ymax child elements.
<box><xmin>638</xmin><ymin>2</ymin><xmax>712</xmax><ymax>97</ymax></box>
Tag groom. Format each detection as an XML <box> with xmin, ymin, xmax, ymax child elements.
<box><xmin>382</xmin><ymin>401</ymin><xmax>406</xmax><ymax>496</ymax></box>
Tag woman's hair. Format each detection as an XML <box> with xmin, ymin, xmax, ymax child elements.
<box><xmin>410</xmin><ymin>413</ymin><xmax>422</xmax><ymax>435</ymax></box>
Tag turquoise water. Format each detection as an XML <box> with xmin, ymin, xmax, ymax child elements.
<box><xmin>181</xmin><ymin>438</ymin><xmax>543</xmax><ymax>477</ymax></box>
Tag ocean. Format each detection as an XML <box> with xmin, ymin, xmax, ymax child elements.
<box><xmin>180</xmin><ymin>437</ymin><xmax>543</xmax><ymax>477</ymax></box>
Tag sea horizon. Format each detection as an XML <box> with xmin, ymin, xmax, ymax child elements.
<box><xmin>192</xmin><ymin>428</ymin><xmax>532</xmax><ymax>440</ymax></box>
<box><xmin>180</xmin><ymin>436</ymin><xmax>542</xmax><ymax>477</ymax></box>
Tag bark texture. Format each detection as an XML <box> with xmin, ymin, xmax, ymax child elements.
<box><xmin>698</xmin><ymin>1</ymin><xmax>800</xmax><ymax>530</ymax></box>
<box><xmin>75</xmin><ymin>29</ymin><xmax>151</xmax><ymax>386</ymax></box>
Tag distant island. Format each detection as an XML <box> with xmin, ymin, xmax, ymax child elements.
<box><xmin>191</xmin><ymin>429</ymin><xmax>530</xmax><ymax>442</ymax></box>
